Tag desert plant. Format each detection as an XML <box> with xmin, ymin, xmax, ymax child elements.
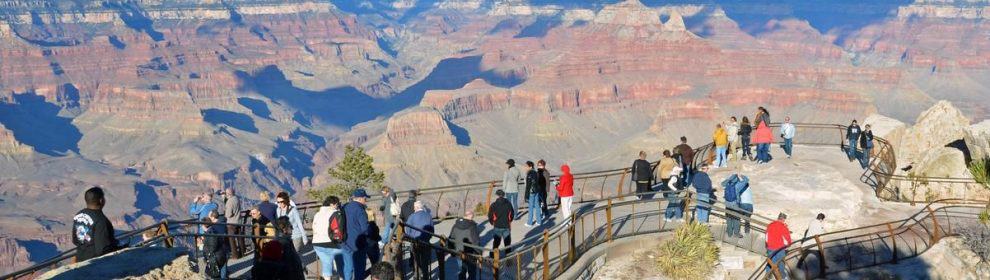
<box><xmin>979</xmin><ymin>208</ymin><xmax>990</xmax><ymax>226</ymax></box>
<box><xmin>655</xmin><ymin>222</ymin><xmax>720</xmax><ymax>280</ymax></box>
<box><xmin>473</xmin><ymin>202</ymin><xmax>488</xmax><ymax>216</ymax></box>
<box><xmin>958</xmin><ymin>222</ymin><xmax>990</xmax><ymax>262</ymax></box>
<box><xmin>308</xmin><ymin>145</ymin><xmax>386</xmax><ymax>201</ymax></box>
<box><xmin>971</xmin><ymin>158</ymin><xmax>990</xmax><ymax>188</ymax></box>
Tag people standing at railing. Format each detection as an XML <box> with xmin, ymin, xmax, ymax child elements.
<box><xmin>536</xmin><ymin>160</ymin><xmax>551</xmax><ymax>219</ymax></box>
<box><xmin>202</xmin><ymin>210</ymin><xmax>230</xmax><ymax>280</ymax></box>
<box><xmin>221</xmin><ymin>188</ymin><xmax>243</xmax><ymax>259</ymax></box>
<box><xmin>713</xmin><ymin>124</ymin><xmax>729</xmax><ymax>168</ymax></box>
<box><xmin>312</xmin><ymin>196</ymin><xmax>352</xmax><ymax>280</ymax></box>
<box><xmin>859</xmin><ymin>124</ymin><xmax>874</xmax><ymax>169</ymax></box>
<box><xmin>721</xmin><ymin>174</ymin><xmax>749</xmax><ymax>238</ymax></box>
<box><xmin>344</xmin><ymin>188</ymin><xmax>372</xmax><ymax>280</ymax></box>
<box><xmin>379</xmin><ymin>187</ymin><xmax>398</xmax><ymax>246</ymax></box>
<box><xmin>754</xmin><ymin>107</ymin><xmax>774</xmax><ymax>164</ymax></box>
<box><xmin>406</xmin><ymin>201</ymin><xmax>435</xmax><ymax>280</ymax></box>
<box><xmin>846</xmin><ymin>119</ymin><xmax>862</xmax><ymax>162</ymax></box>
<box><xmin>276</xmin><ymin>216</ymin><xmax>307</xmax><ymax>280</ymax></box>
<box><xmin>190</xmin><ymin>192</ymin><xmax>219</xmax><ymax>233</ymax></box>
<box><xmin>557</xmin><ymin>164</ymin><xmax>575</xmax><ymax>221</ymax></box>
<box><xmin>691</xmin><ymin>164</ymin><xmax>714</xmax><ymax>223</ymax></box>
<box><xmin>781</xmin><ymin>117</ymin><xmax>796</xmax><ymax>159</ymax></box>
<box><xmin>674</xmin><ymin>136</ymin><xmax>694</xmax><ymax>187</ymax></box>
<box><xmin>632</xmin><ymin>151</ymin><xmax>653</xmax><ymax>199</ymax></box>
<box><xmin>72</xmin><ymin>187</ymin><xmax>123</xmax><ymax>262</ymax></box>
<box><xmin>739</xmin><ymin>117</ymin><xmax>753</xmax><ymax>161</ymax></box>
<box><xmin>248</xmin><ymin>206</ymin><xmax>274</xmax><ymax>259</ymax></box>
<box><xmin>766</xmin><ymin>213</ymin><xmax>792</xmax><ymax>280</ymax></box>
<box><xmin>448</xmin><ymin>210</ymin><xmax>481</xmax><ymax>280</ymax></box>
<box><xmin>727</xmin><ymin>117</ymin><xmax>740</xmax><ymax>159</ymax></box>
<box><xmin>258</xmin><ymin>191</ymin><xmax>278</xmax><ymax>222</ymax></box>
<box><xmin>657</xmin><ymin>150</ymin><xmax>683</xmax><ymax>221</ymax></box>
<box><xmin>400</xmin><ymin>190</ymin><xmax>418</xmax><ymax>223</ymax></box>
<box><xmin>276</xmin><ymin>192</ymin><xmax>309</xmax><ymax>253</ymax></box>
<box><xmin>502</xmin><ymin>159</ymin><xmax>523</xmax><ymax>218</ymax></box>
<box><xmin>524</xmin><ymin>161</ymin><xmax>543</xmax><ymax>227</ymax></box>
<box><xmin>488</xmin><ymin>190</ymin><xmax>514</xmax><ymax>257</ymax></box>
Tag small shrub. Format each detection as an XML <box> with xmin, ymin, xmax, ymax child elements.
<box><xmin>473</xmin><ymin>202</ymin><xmax>488</xmax><ymax>216</ymax></box>
<box><xmin>979</xmin><ymin>209</ymin><xmax>990</xmax><ymax>226</ymax></box>
<box><xmin>971</xmin><ymin>158</ymin><xmax>990</xmax><ymax>188</ymax></box>
<box><xmin>656</xmin><ymin>222</ymin><xmax>720</xmax><ymax>280</ymax></box>
<box><xmin>958</xmin><ymin>222</ymin><xmax>990</xmax><ymax>262</ymax></box>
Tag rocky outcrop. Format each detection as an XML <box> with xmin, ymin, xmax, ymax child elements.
<box><xmin>863</xmin><ymin>114</ymin><xmax>908</xmax><ymax>150</ymax></box>
<box><xmin>420</xmin><ymin>79</ymin><xmax>511</xmax><ymax>119</ymax></box>
<box><xmin>0</xmin><ymin>237</ymin><xmax>32</xmax><ymax>276</ymax></box>
<box><xmin>966</xmin><ymin>120</ymin><xmax>990</xmax><ymax>161</ymax></box>
<box><xmin>898</xmin><ymin>101</ymin><xmax>971</xmax><ymax>164</ymax></box>
<box><xmin>0</xmin><ymin>123</ymin><xmax>32</xmax><ymax>156</ymax></box>
<box><xmin>593</xmin><ymin>0</ymin><xmax>661</xmax><ymax>27</ymax></box>
<box><xmin>38</xmin><ymin>247</ymin><xmax>199</xmax><ymax>280</ymax></box>
<box><xmin>380</xmin><ymin>107</ymin><xmax>458</xmax><ymax>150</ymax></box>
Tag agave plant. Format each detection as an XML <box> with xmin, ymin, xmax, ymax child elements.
<box><xmin>971</xmin><ymin>158</ymin><xmax>990</xmax><ymax>188</ymax></box>
<box><xmin>656</xmin><ymin>222</ymin><xmax>720</xmax><ymax>280</ymax></box>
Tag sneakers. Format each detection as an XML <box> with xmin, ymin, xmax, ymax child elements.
<box><xmin>524</xmin><ymin>223</ymin><xmax>533</xmax><ymax>228</ymax></box>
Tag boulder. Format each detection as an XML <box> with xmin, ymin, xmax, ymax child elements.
<box><xmin>966</xmin><ymin>120</ymin><xmax>990</xmax><ymax>161</ymax></box>
<box><xmin>900</xmin><ymin>147</ymin><xmax>989</xmax><ymax>201</ymax></box>
<box><xmin>914</xmin><ymin>147</ymin><xmax>971</xmax><ymax>178</ymax></box>
<box><xmin>38</xmin><ymin>247</ymin><xmax>199</xmax><ymax>280</ymax></box>
<box><xmin>898</xmin><ymin>100</ymin><xmax>971</xmax><ymax>164</ymax></box>
<box><xmin>863</xmin><ymin>113</ymin><xmax>907</xmax><ymax>150</ymax></box>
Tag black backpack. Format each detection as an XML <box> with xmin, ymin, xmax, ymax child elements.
<box><xmin>329</xmin><ymin>211</ymin><xmax>347</xmax><ymax>244</ymax></box>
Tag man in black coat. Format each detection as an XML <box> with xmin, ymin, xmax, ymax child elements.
<box><xmin>72</xmin><ymin>187</ymin><xmax>122</xmax><ymax>262</ymax></box>
<box><xmin>631</xmin><ymin>151</ymin><xmax>653</xmax><ymax>199</ymax></box>
<box><xmin>448</xmin><ymin>210</ymin><xmax>481</xmax><ymax>280</ymax></box>
<box><xmin>400</xmin><ymin>190</ymin><xmax>418</xmax><ymax>222</ymax></box>
<box><xmin>488</xmin><ymin>190</ymin><xmax>514</xmax><ymax>256</ymax></box>
<box><xmin>536</xmin><ymin>160</ymin><xmax>551</xmax><ymax>217</ymax></box>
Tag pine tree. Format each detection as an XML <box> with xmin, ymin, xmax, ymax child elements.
<box><xmin>308</xmin><ymin>145</ymin><xmax>385</xmax><ymax>201</ymax></box>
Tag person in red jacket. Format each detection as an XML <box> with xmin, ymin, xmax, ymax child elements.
<box><xmin>556</xmin><ymin>164</ymin><xmax>574</xmax><ymax>221</ymax></box>
<box><xmin>765</xmin><ymin>212</ymin><xmax>792</xmax><ymax>279</ymax></box>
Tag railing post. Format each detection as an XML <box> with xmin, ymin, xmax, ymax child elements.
<box><xmin>767</xmin><ymin>257</ymin><xmax>784</xmax><ymax>280</ymax></box>
<box><xmin>886</xmin><ymin>223</ymin><xmax>897</xmax><ymax>264</ymax></box>
<box><xmin>158</xmin><ymin>221</ymin><xmax>174</xmax><ymax>248</ymax></box>
<box><xmin>926</xmin><ymin>206</ymin><xmax>941</xmax><ymax>243</ymax></box>
<box><xmin>485</xmin><ymin>181</ymin><xmax>496</xmax><ymax>211</ymax></box>
<box><xmin>543</xmin><ymin>229</ymin><xmax>550</xmax><ymax>280</ymax></box>
<box><xmin>606</xmin><ymin>199</ymin><xmax>613</xmax><ymax>243</ymax></box>
<box><xmin>683</xmin><ymin>192</ymin><xmax>694</xmax><ymax>222</ymax></box>
<box><xmin>616</xmin><ymin>171</ymin><xmax>627</xmax><ymax>197</ymax></box>
<box><xmin>395</xmin><ymin>224</ymin><xmax>405</xmax><ymax>280</ymax></box>
<box><xmin>568</xmin><ymin>215</ymin><xmax>576</xmax><ymax>264</ymax></box>
<box><xmin>815</xmin><ymin>235</ymin><xmax>826</xmax><ymax>276</ymax></box>
<box><xmin>438</xmin><ymin>239</ymin><xmax>446</xmax><ymax>280</ymax></box>
<box><xmin>493</xmin><ymin>250</ymin><xmax>501</xmax><ymax>280</ymax></box>
<box><xmin>516</xmin><ymin>252</ymin><xmax>522</xmax><ymax>279</ymax></box>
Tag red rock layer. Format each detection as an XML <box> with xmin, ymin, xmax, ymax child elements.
<box><xmin>380</xmin><ymin>107</ymin><xmax>457</xmax><ymax>150</ymax></box>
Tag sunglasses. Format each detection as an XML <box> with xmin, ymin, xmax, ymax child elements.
<box><xmin>277</xmin><ymin>200</ymin><xmax>287</xmax><ymax>204</ymax></box>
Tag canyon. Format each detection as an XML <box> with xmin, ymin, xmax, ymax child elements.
<box><xmin>1</xmin><ymin>0</ymin><xmax>990</xmax><ymax>274</ymax></box>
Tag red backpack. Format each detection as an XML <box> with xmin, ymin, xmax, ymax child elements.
<box><xmin>329</xmin><ymin>211</ymin><xmax>347</xmax><ymax>244</ymax></box>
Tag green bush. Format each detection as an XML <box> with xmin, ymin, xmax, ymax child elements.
<box><xmin>656</xmin><ymin>222</ymin><xmax>720</xmax><ymax>280</ymax></box>
<box><xmin>971</xmin><ymin>158</ymin><xmax>990</xmax><ymax>188</ymax></box>
<box><xmin>308</xmin><ymin>145</ymin><xmax>385</xmax><ymax>202</ymax></box>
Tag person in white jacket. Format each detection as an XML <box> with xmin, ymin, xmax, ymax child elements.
<box><xmin>726</xmin><ymin>117</ymin><xmax>740</xmax><ymax>159</ymax></box>
<box><xmin>276</xmin><ymin>192</ymin><xmax>309</xmax><ymax>251</ymax></box>
<box><xmin>780</xmin><ymin>117</ymin><xmax>796</xmax><ymax>158</ymax></box>
<box><xmin>798</xmin><ymin>213</ymin><xmax>827</xmax><ymax>269</ymax></box>
<box><xmin>312</xmin><ymin>196</ymin><xmax>352</xmax><ymax>280</ymax></box>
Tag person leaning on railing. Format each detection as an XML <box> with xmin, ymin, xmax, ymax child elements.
<box><xmin>765</xmin><ymin>212</ymin><xmax>792</xmax><ymax>279</ymax></box>
<box><xmin>222</xmin><ymin>188</ymin><xmax>243</xmax><ymax>259</ymax></box>
<box><xmin>248</xmin><ymin>206</ymin><xmax>274</xmax><ymax>258</ymax></box>
<box><xmin>406</xmin><ymin>201</ymin><xmax>435</xmax><ymax>280</ymax></box>
<box><xmin>72</xmin><ymin>187</ymin><xmax>124</xmax><ymax>263</ymax></box>
<box><xmin>448</xmin><ymin>210</ymin><xmax>481</xmax><ymax>280</ymax></box>
<box><xmin>673</xmin><ymin>136</ymin><xmax>694</xmax><ymax>187</ymax></box>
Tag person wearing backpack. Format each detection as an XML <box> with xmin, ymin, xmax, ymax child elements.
<box><xmin>312</xmin><ymin>196</ymin><xmax>352</xmax><ymax>280</ymax></box>
<box><xmin>202</xmin><ymin>211</ymin><xmax>230</xmax><ymax>280</ymax></box>
<box><xmin>722</xmin><ymin>174</ymin><xmax>749</xmax><ymax>238</ymax></box>
<box><xmin>738</xmin><ymin>176</ymin><xmax>754</xmax><ymax>236</ymax></box>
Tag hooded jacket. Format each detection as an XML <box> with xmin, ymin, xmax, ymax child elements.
<box><xmin>557</xmin><ymin>165</ymin><xmax>574</xmax><ymax>197</ymax></box>
<box><xmin>277</xmin><ymin>203</ymin><xmax>308</xmax><ymax>244</ymax></box>
<box><xmin>714</xmin><ymin>127</ymin><xmax>729</xmax><ymax>147</ymax></box>
<box><xmin>488</xmin><ymin>197</ymin><xmax>514</xmax><ymax>229</ymax></box>
<box><xmin>448</xmin><ymin>218</ymin><xmax>481</xmax><ymax>254</ymax></box>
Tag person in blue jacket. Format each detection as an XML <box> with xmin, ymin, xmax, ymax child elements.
<box><xmin>344</xmin><ymin>188</ymin><xmax>372</xmax><ymax>279</ymax></box>
<box><xmin>190</xmin><ymin>192</ymin><xmax>219</xmax><ymax>233</ymax></box>
<box><xmin>406</xmin><ymin>201</ymin><xmax>435</xmax><ymax>280</ymax></box>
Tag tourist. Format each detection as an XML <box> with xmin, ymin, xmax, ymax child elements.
<box><xmin>369</xmin><ymin>262</ymin><xmax>395</xmax><ymax>280</ymax></box>
<box><xmin>631</xmin><ymin>151</ymin><xmax>653</xmax><ymax>198</ymax></box>
<box><xmin>248</xmin><ymin>206</ymin><xmax>273</xmax><ymax>259</ymax></box>
<box><xmin>536</xmin><ymin>160</ymin><xmax>551</xmax><ymax>219</ymax></box>
<box><xmin>524</xmin><ymin>161</ymin><xmax>542</xmax><ymax>227</ymax></box>
<box><xmin>739</xmin><ymin>117</ymin><xmax>754</xmax><ymax>161</ymax></box>
<box><xmin>202</xmin><ymin>210</ymin><xmax>230</xmax><ymax>280</ymax></box>
<box><xmin>691</xmin><ymin>164</ymin><xmax>714</xmax><ymax>223</ymax></box>
<box><xmin>557</xmin><ymin>164</ymin><xmax>575</xmax><ymax>220</ymax></box>
<box><xmin>502</xmin><ymin>159</ymin><xmax>522</xmax><ymax>218</ymax></box>
<box><xmin>713</xmin><ymin>124</ymin><xmax>729</xmax><ymax>168</ymax></box>
<box><xmin>739</xmin><ymin>175</ymin><xmax>754</xmax><ymax>236</ymax></box>
<box><xmin>798</xmin><ymin>213</ymin><xmax>827</xmax><ymax>269</ymax></box>
<box><xmin>258</xmin><ymin>191</ymin><xmax>277</xmax><ymax>222</ymax></box>
<box><xmin>781</xmin><ymin>116</ymin><xmax>796</xmax><ymax>158</ymax></box>
<box><xmin>754</xmin><ymin>107</ymin><xmax>774</xmax><ymax>164</ymax></box>
<box><xmin>765</xmin><ymin>213</ymin><xmax>792</xmax><ymax>279</ymax></box>
<box><xmin>380</xmin><ymin>186</ymin><xmax>399</xmax><ymax>244</ymax></box>
<box><xmin>275</xmin><ymin>216</ymin><xmax>306</xmax><ymax>280</ymax></box>
<box><xmin>674</xmin><ymin>136</ymin><xmax>694</xmax><ymax>187</ymax></box>
<box><xmin>406</xmin><ymin>201</ymin><xmax>434</xmax><ymax>280</ymax></box>
<box><xmin>400</xmin><ymin>190</ymin><xmax>418</xmax><ymax>223</ymax></box>
<box><xmin>365</xmin><ymin>206</ymin><xmax>382</xmax><ymax>265</ymax></box>
<box><xmin>656</xmin><ymin>150</ymin><xmax>680</xmax><ymax>221</ymax></box>
<box><xmin>448</xmin><ymin>210</ymin><xmax>481</xmax><ymax>280</ymax></box>
<box><xmin>727</xmin><ymin>117</ymin><xmax>740</xmax><ymax>160</ymax></box>
<box><xmin>72</xmin><ymin>187</ymin><xmax>122</xmax><ymax>262</ymax></box>
<box><xmin>344</xmin><ymin>188</ymin><xmax>372</xmax><ymax>280</ymax></box>
<box><xmin>276</xmin><ymin>192</ymin><xmax>308</xmax><ymax>252</ymax></box>
<box><xmin>312</xmin><ymin>196</ymin><xmax>352</xmax><ymax>280</ymax></box>
<box><xmin>488</xmin><ymin>190</ymin><xmax>514</xmax><ymax>256</ymax></box>
<box><xmin>721</xmin><ymin>174</ymin><xmax>749</xmax><ymax>238</ymax></box>
<box><xmin>222</xmin><ymin>188</ymin><xmax>243</xmax><ymax>259</ymax></box>
<box><xmin>189</xmin><ymin>192</ymin><xmax>219</xmax><ymax>229</ymax></box>
<box><xmin>859</xmin><ymin>124</ymin><xmax>875</xmax><ymax>169</ymax></box>
<box><xmin>846</xmin><ymin>119</ymin><xmax>862</xmax><ymax>161</ymax></box>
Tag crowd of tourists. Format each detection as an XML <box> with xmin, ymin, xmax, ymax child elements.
<box><xmin>68</xmin><ymin>110</ymin><xmax>882</xmax><ymax>280</ymax></box>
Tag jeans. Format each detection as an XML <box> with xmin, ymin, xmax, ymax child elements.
<box><xmin>412</xmin><ymin>243</ymin><xmax>433</xmax><ymax>280</ymax></box>
<box><xmin>528</xmin><ymin>193</ymin><xmax>543</xmax><ymax>225</ymax></box>
<box><xmin>381</xmin><ymin>220</ymin><xmax>394</xmax><ymax>244</ymax></box>
<box><xmin>314</xmin><ymin>246</ymin><xmax>353</xmax><ymax>280</ymax></box>
<box><xmin>635</xmin><ymin>181</ymin><xmax>651</xmax><ymax>199</ymax></box>
<box><xmin>739</xmin><ymin>203</ymin><xmax>753</xmax><ymax>234</ymax></box>
<box><xmin>783</xmin><ymin>138</ymin><xmax>793</xmax><ymax>157</ymax></box>
<box><xmin>680</xmin><ymin>163</ymin><xmax>693</xmax><ymax>188</ymax></box>
<box><xmin>859</xmin><ymin>147</ymin><xmax>872</xmax><ymax>169</ymax></box>
<box><xmin>664</xmin><ymin>190</ymin><xmax>682</xmax><ymax>220</ymax></box>
<box><xmin>766</xmin><ymin>248</ymin><xmax>789</xmax><ymax>279</ymax></box>
<box><xmin>454</xmin><ymin>256</ymin><xmax>478</xmax><ymax>280</ymax></box>
<box><xmin>492</xmin><ymin>228</ymin><xmax>512</xmax><ymax>254</ymax></box>
<box><xmin>846</xmin><ymin>138</ymin><xmax>858</xmax><ymax>160</ymax></box>
<box><xmin>505</xmin><ymin>192</ymin><xmax>519</xmax><ymax>218</ymax></box>
<box><xmin>352</xmin><ymin>249</ymin><xmax>367</xmax><ymax>280</ymax></box>
<box><xmin>726</xmin><ymin>204</ymin><xmax>741</xmax><ymax>237</ymax></box>
<box><xmin>715</xmin><ymin>146</ymin><xmax>728</xmax><ymax>167</ymax></box>
<box><xmin>695</xmin><ymin>192</ymin><xmax>711</xmax><ymax>223</ymax></box>
<box><xmin>742</xmin><ymin>136</ymin><xmax>752</xmax><ymax>159</ymax></box>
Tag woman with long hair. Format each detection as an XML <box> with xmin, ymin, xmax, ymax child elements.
<box><xmin>753</xmin><ymin>107</ymin><xmax>774</xmax><ymax>163</ymax></box>
<box><xmin>739</xmin><ymin>117</ymin><xmax>753</xmax><ymax>161</ymax></box>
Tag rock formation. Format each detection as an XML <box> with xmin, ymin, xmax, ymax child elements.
<box><xmin>966</xmin><ymin>120</ymin><xmax>990</xmax><ymax>161</ymax></box>
<box><xmin>898</xmin><ymin>101</ymin><xmax>971</xmax><ymax>164</ymax></box>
